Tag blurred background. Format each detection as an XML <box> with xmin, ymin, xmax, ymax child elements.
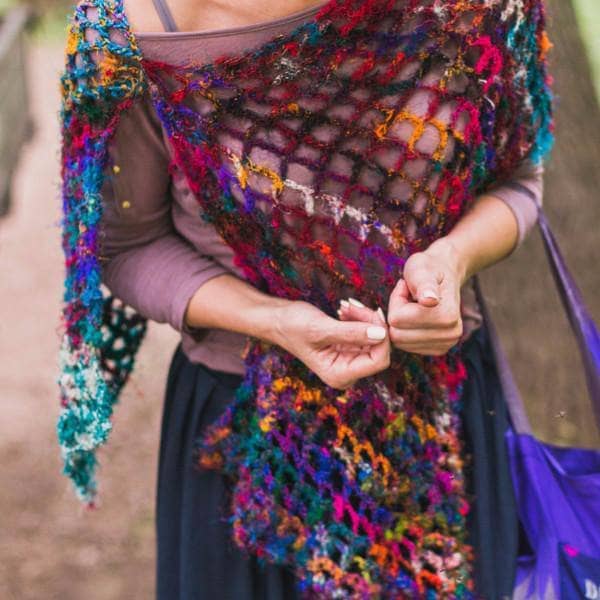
<box><xmin>0</xmin><ymin>1</ymin><xmax>598</xmax><ymax>598</ymax></box>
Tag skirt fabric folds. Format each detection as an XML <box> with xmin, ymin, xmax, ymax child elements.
<box><xmin>155</xmin><ymin>322</ymin><xmax>519</xmax><ymax>600</ymax></box>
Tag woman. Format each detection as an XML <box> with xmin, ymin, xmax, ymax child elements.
<box><xmin>57</xmin><ymin>0</ymin><xmax>553</xmax><ymax>598</ymax></box>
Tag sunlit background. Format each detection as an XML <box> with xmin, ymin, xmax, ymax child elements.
<box><xmin>0</xmin><ymin>1</ymin><xmax>598</xmax><ymax>598</ymax></box>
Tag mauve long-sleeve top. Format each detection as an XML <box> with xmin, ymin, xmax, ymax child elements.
<box><xmin>97</xmin><ymin>2</ymin><xmax>543</xmax><ymax>376</ymax></box>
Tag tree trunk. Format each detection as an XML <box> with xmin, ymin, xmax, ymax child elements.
<box><xmin>479</xmin><ymin>0</ymin><xmax>600</xmax><ymax>447</ymax></box>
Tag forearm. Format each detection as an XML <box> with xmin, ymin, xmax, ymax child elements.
<box><xmin>425</xmin><ymin>193</ymin><xmax>522</xmax><ymax>285</ymax></box>
<box><xmin>185</xmin><ymin>193</ymin><xmax>520</xmax><ymax>338</ymax></box>
<box><xmin>184</xmin><ymin>273</ymin><xmax>292</xmax><ymax>345</ymax></box>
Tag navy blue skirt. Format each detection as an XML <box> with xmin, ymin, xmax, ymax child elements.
<box><xmin>155</xmin><ymin>323</ymin><xmax>519</xmax><ymax>600</ymax></box>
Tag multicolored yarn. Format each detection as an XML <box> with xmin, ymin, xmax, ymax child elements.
<box><xmin>57</xmin><ymin>0</ymin><xmax>554</xmax><ymax>596</ymax></box>
<box><xmin>197</xmin><ymin>340</ymin><xmax>473</xmax><ymax>597</ymax></box>
<box><xmin>57</xmin><ymin>0</ymin><xmax>148</xmax><ymax>501</ymax></box>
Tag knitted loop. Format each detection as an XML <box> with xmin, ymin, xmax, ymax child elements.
<box><xmin>61</xmin><ymin>0</ymin><xmax>146</xmax><ymax>120</ymax></box>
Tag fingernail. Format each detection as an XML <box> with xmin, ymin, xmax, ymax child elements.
<box><xmin>376</xmin><ymin>307</ymin><xmax>386</xmax><ymax>322</ymax></box>
<box><xmin>348</xmin><ymin>297</ymin><xmax>365</xmax><ymax>308</ymax></box>
<box><xmin>340</xmin><ymin>299</ymin><xmax>350</xmax><ymax>309</ymax></box>
<box><xmin>337</xmin><ymin>308</ymin><xmax>343</xmax><ymax>318</ymax></box>
<box><xmin>422</xmin><ymin>290</ymin><xmax>439</xmax><ymax>301</ymax></box>
<box><xmin>367</xmin><ymin>326</ymin><xmax>387</xmax><ymax>340</ymax></box>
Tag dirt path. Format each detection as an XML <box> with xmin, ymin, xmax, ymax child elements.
<box><xmin>0</xmin><ymin>40</ymin><xmax>179</xmax><ymax>599</ymax></box>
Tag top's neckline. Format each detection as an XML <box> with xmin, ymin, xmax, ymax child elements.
<box><xmin>133</xmin><ymin>1</ymin><xmax>329</xmax><ymax>41</ymax></box>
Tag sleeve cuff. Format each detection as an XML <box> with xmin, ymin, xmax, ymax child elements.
<box><xmin>170</xmin><ymin>267</ymin><xmax>230</xmax><ymax>335</ymax></box>
<box><xmin>485</xmin><ymin>160</ymin><xmax>544</xmax><ymax>256</ymax></box>
<box><xmin>487</xmin><ymin>184</ymin><xmax>538</xmax><ymax>252</ymax></box>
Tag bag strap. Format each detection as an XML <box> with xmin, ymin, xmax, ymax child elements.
<box><xmin>472</xmin><ymin>201</ymin><xmax>600</xmax><ymax>435</ymax></box>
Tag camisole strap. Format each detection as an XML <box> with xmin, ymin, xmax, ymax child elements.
<box><xmin>151</xmin><ymin>0</ymin><xmax>178</xmax><ymax>32</ymax></box>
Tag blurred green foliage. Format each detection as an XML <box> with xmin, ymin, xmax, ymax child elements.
<box><xmin>0</xmin><ymin>0</ymin><xmax>71</xmax><ymax>41</ymax></box>
<box><xmin>573</xmin><ymin>0</ymin><xmax>600</xmax><ymax>101</ymax></box>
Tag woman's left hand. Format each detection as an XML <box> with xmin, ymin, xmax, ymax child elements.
<box><xmin>337</xmin><ymin>236</ymin><xmax>468</xmax><ymax>357</ymax></box>
<box><xmin>386</xmin><ymin>237</ymin><xmax>468</xmax><ymax>356</ymax></box>
<box><xmin>340</xmin><ymin>191</ymin><xmax>523</xmax><ymax>358</ymax></box>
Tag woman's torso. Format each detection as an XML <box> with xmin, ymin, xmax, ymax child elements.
<box><xmin>116</xmin><ymin>0</ymin><xmax>487</xmax><ymax>374</ymax></box>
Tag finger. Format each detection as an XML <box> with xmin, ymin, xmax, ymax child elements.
<box><xmin>388</xmin><ymin>300</ymin><xmax>460</xmax><ymax>330</ymax></box>
<box><xmin>336</xmin><ymin>303</ymin><xmax>385</xmax><ymax>355</ymax></box>
<box><xmin>351</xmin><ymin>325</ymin><xmax>391</xmax><ymax>373</ymax></box>
<box><xmin>387</xmin><ymin>278</ymin><xmax>412</xmax><ymax>319</ymax></box>
<box><xmin>333</xmin><ymin>343</ymin><xmax>390</xmax><ymax>382</ymax></box>
<box><xmin>338</xmin><ymin>299</ymin><xmax>386</xmax><ymax>325</ymax></box>
<box><xmin>321</xmin><ymin>319</ymin><xmax>388</xmax><ymax>347</ymax></box>
<box><xmin>337</xmin><ymin>301</ymin><xmax>374</xmax><ymax>323</ymax></box>
<box><xmin>389</xmin><ymin>277</ymin><xmax>412</xmax><ymax>305</ymax></box>
<box><xmin>369</xmin><ymin>332</ymin><xmax>390</xmax><ymax>364</ymax></box>
<box><xmin>403</xmin><ymin>255</ymin><xmax>443</xmax><ymax>307</ymax></box>
<box><xmin>391</xmin><ymin>343</ymin><xmax>454</xmax><ymax>356</ymax></box>
<box><xmin>334</xmin><ymin>343</ymin><xmax>366</xmax><ymax>353</ymax></box>
<box><xmin>389</xmin><ymin>325</ymin><xmax>462</xmax><ymax>345</ymax></box>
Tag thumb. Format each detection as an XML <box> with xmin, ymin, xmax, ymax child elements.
<box><xmin>404</xmin><ymin>258</ymin><xmax>443</xmax><ymax>307</ymax></box>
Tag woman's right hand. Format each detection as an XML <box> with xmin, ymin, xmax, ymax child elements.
<box><xmin>270</xmin><ymin>300</ymin><xmax>390</xmax><ymax>390</ymax></box>
<box><xmin>185</xmin><ymin>274</ymin><xmax>390</xmax><ymax>390</ymax></box>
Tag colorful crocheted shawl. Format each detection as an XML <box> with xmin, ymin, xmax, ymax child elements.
<box><xmin>58</xmin><ymin>0</ymin><xmax>553</xmax><ymax>596</ymax></box>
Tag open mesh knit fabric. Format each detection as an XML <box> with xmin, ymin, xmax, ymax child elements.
<box><xmin>57</xmin><ymin>0</ymin><xmax>554</xmax><ymax>596</ymax></box>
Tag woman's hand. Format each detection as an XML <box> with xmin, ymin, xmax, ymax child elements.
<box><xmin>383</xmin><ymin>192</ymin><xmax>526</xmax><ymax>356</ymax></box>
<box><xmin>339</xmin><ymin>189</ymin><xmax>524</xmax><ymax>358</ymax></box>
<box><xmin>338</xmin><ymin>238</ymin><xmax>466</xmax><ymax>357</ymax></box>
<box><xmin>184</xmin><ymin>273</ymin><xmax>390</xmax><ymax>390</ymax></box>
<box><xmin>271</xmin><ymin>300</ymin><xmax>390</xmax><ymax>390</ymax></box>
<box><xmin>386</xmin><ymin>237</ymin><xmax>467</xmax><ymax>356</ymax></box>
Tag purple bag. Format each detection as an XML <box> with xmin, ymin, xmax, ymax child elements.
<box><xmin>473</xmin><ymin>201</ymin><xmax>600</xmax><ymax>600</ymax></box>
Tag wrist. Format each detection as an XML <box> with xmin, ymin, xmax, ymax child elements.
<box><xmin>248</xmin><ymin>294</ymin><xmax>294</xmax><ymax>347</ymax></box>
<box><xmin>424</xmin><ymin>236</ymin><xmax>470</xmax><ymax>286</ymax></box>
<box><xmin>183</xmin><ymin>273</ymin><xmax>295</xmax><ymax>343</ymax></box>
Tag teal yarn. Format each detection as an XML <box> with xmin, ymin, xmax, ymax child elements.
<box><xmin>57</xmin><ymin>0</ymin><xmax>148</xmax><ymax>503</ymax></box>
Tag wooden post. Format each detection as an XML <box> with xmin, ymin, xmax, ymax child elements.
<box><xmin>0</xmin><ymin>6</ymin><xmax>33</xmax><ymax>217</ymax></box>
